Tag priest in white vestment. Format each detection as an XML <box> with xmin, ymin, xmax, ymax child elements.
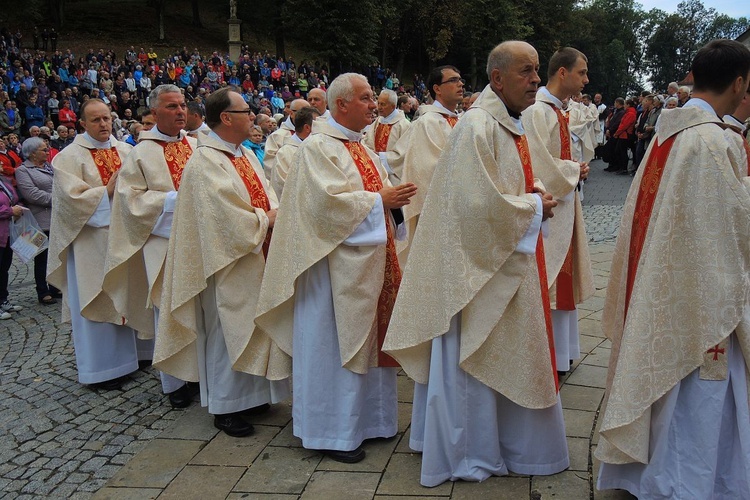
<box><xmin>102</xmin><ymin>85</ymin><xmax>198</xmax><ymax>408</ymax></box>
<box><xmin>384</xmin><ymin>41</ymin><xmax>569</xmax><ymax>488</ymax></box>
<box><xmin>255</xmin><ymin>73</ymin><xmax>417</xmax><ymax>464</ymax></box>
<box><xmin>521</xmin><ymin>48</ymin><xmax>594</xmax><ymax>374</ymax></box>
<box><xmin>47</xmin><ymin>98</ymin><xmax>140</xmax><ymax>391</ymax></box>
<box><xmin>154</xmin><ymin>87</ymin><xmax>290</xmax><ymax>438</ymax></box>
<box><xmin>379</xmin><ymin>65</ymin><xmax>463</xmax><ymax>265</ymax></box>
<box><xmin>263</xmin><ymin>98</ymin><xmax>309</xmax><ymax>180</ymax></box>
<box><xmin>362</xmin><ymin>89</ymin><xmax>410</xmax><ymax>154</ymax></box>
<box><xmin>270</xmin><ymin>106</ymin><xmax>319</xmax><ymax>199</ymax></box>
<box><xmin>596</xmin><ymin>39</ymin><xmax>750</xmax><ymax>499</ymax></box>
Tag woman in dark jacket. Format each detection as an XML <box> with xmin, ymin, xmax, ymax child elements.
<box><xmin>15</xmin><ymin>137</ymin><xmax>59</xmax><ymax>304</ymax></box>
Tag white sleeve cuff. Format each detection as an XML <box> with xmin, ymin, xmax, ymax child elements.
<box><xmin>378</xmin><ymin>153</ymin><xmax>394</xmax><ymax>175</ymax></box>
<box><xmin>515</xmin><ymin>194</ymin><xmax>542</xmax><ymax>255</ymax></box>
<box><xmin>86</xmin><ymin>192</ymin><xmax>111</xmax><ymax>228</ymax></box>
<box><xmin>343</xmin><ymin>195</ymin><xmax>388</xmax><ymax>246</ymax></box>
<box><xmin>151</xmin><ymin>191</ymin><xmax>178</xmax><ymax>238</ymax></box>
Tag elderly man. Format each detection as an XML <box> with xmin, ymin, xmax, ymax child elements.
<box><xmin>521</xmin><ymin>47</ymin><xmax>594</xmax><ymax>376</ymax></box>
<box><xmin>270</xmin><ymin>106</ymin><xmax>320</xmax><ymax>198</ymax></box>
<box><xmin>307</xmin><ymin>87</ymin><xmax>330</xmax><ymax>120</ymax></box>
<box><xmin>596</xmin><ymin>39</ymin><xmax>750</xmax><ymax>499</ymax></box>
<box><xmin>154</xmin><ymin>88</ymin><xmax>290</xmax><ymax>437</ymax></box>
<box><xmin>381</xmin><ymin>65</ymin><xmax>464</xmax><ymax>264</ymax></box>
<box><xmin>102</xmin><ymin>85</ymin><xmax>198</xmax><ymax>408</ymax></box>
<box><xmin>677</xmin><ymin>85</ymin><xmax>691</xmax><ymax>107</ymax></box>
<box><xmin>384</xmin><ymin>40</ymin><xmax>567</xmax><ymax>487</ymax></box>
<box><xmin>47</xmin><ymin>99</ymin><xmax>141</xmax><ymax>391</ymax></box>
<box><xmin>263</xmin><ymin>98</ymin><xmax>310</xmax><ymax>179</ymax></box>
<box><xmin>363</xmin><ymin>89</ymin><xmax>410</xmax><ymax>153</ymax></box>
<box><xmin>255</xmin><ymin>114</ymin><xmax>275</xmax><ymax>140</ymax></box>
<box><xmin>255</xmin><ymin>73</ymin><xmax>417</xmax><ymax>463</ymax></box>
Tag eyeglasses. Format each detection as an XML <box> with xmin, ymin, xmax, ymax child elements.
<box><xmin>224</xmin><ymin>108</ymin><xmax>253</xmax><ymax>114</ymax></box>
<box><xmin>439</xmin><ymin>77</ymin><xmax>465</xmax><ymax>85</ymax></box>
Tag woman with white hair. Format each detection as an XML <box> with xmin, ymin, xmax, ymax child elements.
<box><xmin>16</xmin><ymin>136</ymin><xmax>59</xmax><ymax>304</ymax></box>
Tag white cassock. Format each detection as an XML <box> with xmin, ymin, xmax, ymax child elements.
<box><xmin>292</xmin><ymin>158</ymin><xmax>398</xmax><ymax>452</ymax></box>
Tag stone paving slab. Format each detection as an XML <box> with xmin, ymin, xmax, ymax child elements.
<box><xmin>1</xmin><ymin>174</ymin><xmax>630</xmax><ymax>498</ymax></box>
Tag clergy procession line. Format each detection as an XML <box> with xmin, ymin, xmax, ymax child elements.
<box><xmin>14</xmin><ymin>37</ymin><xmax>750</xmax><ymax>497</ymax></box>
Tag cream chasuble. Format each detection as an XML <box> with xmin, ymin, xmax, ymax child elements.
<box><xmin>102</xmin><ymin>129</ymin><xmax>196</xmax><ymax>336</ymax></box>
<box><xmin>270</xmin><ymin>134</ymin><xmax>301</xmax><ymax>199</ymax></box>
<box><xmin>522</xmin><ymin>89</ymin><xmax>594</xmax><ymax>308</ymax></box>
<box><xmin>383</xmin><ymin>86</ymin><xmax>559</xmax><ymax>410</ymax></box>
<box><xmin>362</xmin><ymin>109</ymin><xmax>411</xmax><ymax>153</ymax></box>
<box><xmin>153</xmin><ymin>133</ymin><xmax>288</xmax><ymax>382</ymax></box>
<box><xmin>255</xmin><ymin>120</ymin><xmax>397</xmax><ymax>375</ymax></box>
<box><xmin>595</xmin><ymin>104</ymin><xmax>750</xmax><ymax>466</ymax></box>
<box><xmin>263</xmin><ymin>119</ymin><xmax>294</xmax><ymax>180</ymax></box>
<box><xmin>379</xmin><ymin>104</ymin><xmax>457</xmax><ymax>263</ymax></box>
<box><xmin>48</xmin><ymin>134</ymin><xmax>133</xmax><ymax>324</ymax></box>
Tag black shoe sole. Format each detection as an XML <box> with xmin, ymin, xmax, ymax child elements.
<box><xmin>321</xmin><ymin>447</ymin><xmax>366</xmax><ymax>463</ymax></box>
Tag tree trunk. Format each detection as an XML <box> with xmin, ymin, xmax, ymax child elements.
<box><xmin>470</xmin><ymin>52</ymin><xmax>477</xmax><ymax>91</ymax></box>
<box><xmin>158</xmin><ymin>1</ymin><xmax>165</xmax><ymax>40</ymax></box>
<box><xmin>191</xmin><ymin>0</ymin><xmax>203</xmax><ymax>28</ymax></box>
<box><xmin>49</xmin><ymin>0</ymin><xmax>66</xmax><ymax>28</ymax></box>
<box><xmin>274</xmin><ymin>0</ymin><xmax>286</xmax><ymax>58</ymax></box>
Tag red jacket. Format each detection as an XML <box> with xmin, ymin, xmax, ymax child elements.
<box><xmin>614</xmin><ymin>107</ymin><xmax>636</xmax><ymax>139</ymax></box>
<box><xmin>0</xmin><ymin>149</ymin><xmax>21</xmax><ymax>185</ymax></box>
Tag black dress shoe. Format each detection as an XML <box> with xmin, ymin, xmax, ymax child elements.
<box><xmin>214</xmin><ymin>413</ymin><xmax>255</xmax><ymax>437</ymax></box>
<box><xmin>168</xmin><ymin>384</ymin><xmax>194</xmax><ymax>409</ymax></box>
<box><xmin>138</xmin><ymin>360</ymin><xmax>153</xmax><ymax>369</ymax></box>
<box><xmin>90</xmin><ymin>378</ymin><xmax>123</xmax><ymax>391</ymax></box>
<box><xmin>240</xmin><ymin>403</ymin><xmax>270</xmax><ymax>416</ymax></box>
<box><xmin>557</xmin><ymin>371</ymin><xmax>568</xmax><ymax>378</ymax></box>
<box><xmin>321</xmin><ymin>447</ymin><xmax>366</xmax><ymax>463</ymax></box>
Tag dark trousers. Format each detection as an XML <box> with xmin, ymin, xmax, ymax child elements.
<box><xmin>34</xmin><ymin>231</ymin><xmax>58</xmax><ymax>299</ymax></box>
<box><xmin>611</xmin><ymin>138</ymin><xmax>630</xmax><ymax>171</ymax></box>
<box><xmin>0</xmin><ymin>241</ymin><xmax>13</xmax><ymax>303</ymax></box>
<box><xmin>634</xmin><ymin>139</ymin><xmax>649</xmax><ymax>172</ymax></box>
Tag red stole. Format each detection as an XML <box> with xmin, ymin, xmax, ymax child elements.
<box><xmin>445</xmin><ymin>115</ymin><xmax>458</xmax><ymax>128</ymax></box>
<box><xmin>624</xmin><ymin>135</ymin><xmax>677</xmax><ymax>318</ymax></box>
<box><xmin>225</xmin><ymin>152</ymin><xmax>272</xmax><ymax>258</ymax></box>
<box><xmin>89</xmin><ymin>147</ymin><xmax>122</xmax><ymax>185</ymax></box>
<box><xmin>341</xmin><ymin>140</ymin><xmax>401</xmax><ymax>368</ymax></box>
<box><xmin>546</xmin><ymin>102</ymin><xmax>576</xmax><ymax>310</ymax></box>
<box><xmin>155</xmin><ymin>137</ymin><xmax>193</xmax><ymax>190</ymax></box>
<box><xmin>513</xmin><ymin>133</ymin><xmax>559</xmax><ymax>389</ymax></box>
<box><xmin>373</xmin><ymin>122</ymin><xmax>393</xmax><ymax>153</ymax></box>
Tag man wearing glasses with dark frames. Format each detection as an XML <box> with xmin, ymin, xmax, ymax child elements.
<box><xmin>380</xmin><ymin>65</ymin><xmax>465</xmax><ymax>267</ymax></box>
<box><xmin>155</xmin><ymin>87</ymin><xmax>290</xmax><ymax>438</ymax></box>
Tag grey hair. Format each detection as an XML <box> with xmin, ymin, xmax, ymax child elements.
<box><xmin>149</xmin><ymin>84</ymin><xmax>182</xmax><ymax>109</ymax></box>
<box><xmin>665</xmin><ymin>96</ymin><xmax>678</xmax><ymax>105</ymax></box>
<box><xmin>21</xmin><ymin>137</ymin><xmax>46</xmax><ymax>159</ymax></box>
<box><xmin>486</xmin><ymin>42</ymin><xmax>517</xmax><ymax>79</ymax></box>
<box><xmin>678</xmin><ymin>85</ymin><xmax>690</xmax><ymax>94</ymax></box>
<box><xmin>327</xmin><ymin>73</ymin><xmax>369</xmax><ymax>112</ymax></box>
<box><xmin>668</xmin><ymin>82</ymin><xmax>679</xmax><ymax>90</ymax></box>
<box><xmin>379</xmin><ymin>89</ymin><xmax>397</xmax><ymax>106</ymax></box>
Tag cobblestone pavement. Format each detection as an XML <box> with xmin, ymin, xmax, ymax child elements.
<box><xmin>1</xmin><ymin>160</ymin><xmax>633</xmax><ymax>499</ymax></box>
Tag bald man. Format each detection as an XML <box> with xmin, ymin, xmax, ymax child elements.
<box><xmin>384</xmin><ymin>40</ymin><xmax>568</xmax><ymax>486</ymax></box>
<box><xmin>307</xmin><ymin>88</ymin><xmax>331</xmax><ymax>120</ymax></box>
<box><xmin>263</xmin><ymin>98</ymin><xmax>310</xmax><ymax>179</ymax></box>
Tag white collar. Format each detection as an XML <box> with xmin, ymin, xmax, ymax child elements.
<box><xmin>539</xmin><ymin>87</ymin><xmax>563</xmax><ymax>109</ymax></box>
<box><xmin>433</xmin><ymin>100</ymin><xmax>457</xmax><ymax>117</ymax></box>
<box><xmin>684</xmin><ymin>97</ymin><xmax>717</xmax><ymax>116</ymax></box>
<box><xmin>82</xmin><ymin>132</ymin><xmax>112</xmax><ymax>149</ymax></box>
<box><xmin>723</xmin><ymin>114</ymin><xmax>747</xmax><ymax>132</ymax></box>
<box><xmin>291</xmin><ymin>134</ymin><xmax>303</xmax><ymax>144</ymax></box>
<box><xmin>379</xmin><ymin>108</ymin><xmax>401</xmax><ymax>125</ymax></box>
<box><xmin>152</xmin><ymin>127</ymin><xmax>184</xmax><ymax>142</ymax></box>
<box><xmin>208</xmin><ymin>130</ymin><xmax>242</xmax><ymax>156</ymax></box>
<box><xmin>327</xmin><ymin>116</ymin><xmax>363</xmax><ymax>142</ymax></box>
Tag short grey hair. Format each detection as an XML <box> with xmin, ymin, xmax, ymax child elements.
<box><xmin>486</xmin><ymin>42</ymin><xmax>515</xmax><ymax>79</ymax></box>
<box><xmin>149</xmin><ymin>84</ymin><xmax>182</xmax><ymax>109</ymax></box>
<box><xmin>327</xmin><ymin>73</ymin><xmax>369</xmax><ymax>111</ymax></box>
<box><xmin>665</xmin><ymin>96</ymin><xmax>678</xmax><ymax>106</ymax></box>
<box><xmin>22</xmin><ymin>137</ymin><xmax>46</xmax><ymax>159</ymax></box>
<box><xmin>379</xmin><ymin>89</ymin><xmax>397</xmax><ymax>106</ymax></box>
<box><xmin>678</xmin><ymin>85</ymin><xmax>690</xmax><ymax>94</ymax></box>
<box><xmin>668</xmin><ymin>81</ymin><xmax>679</xmax><ymax>91</ymax></box>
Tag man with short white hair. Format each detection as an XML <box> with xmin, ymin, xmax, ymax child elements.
<box><xmin>677</xmin><ymin>85</ymin><xmax>691</xmax><ymax>107</ymax></box>
<box><xmin>255</xmin><ymin>73</ymin><xmax>417</xmax><ymax>463</ymax></box>
<box><xmin>102</xmin><ymin>85</ymin><xmax>198</xmax><ymax>408</ymax></box>
<box><xmin>667</xmin><ymin>81</ymin><xmax>679</xmax><ymax>98</ymax></box>
<box><xmin>363</xmin><ymin>89</ymin><xmax>410</xmax><ymax>153</ymax></box>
